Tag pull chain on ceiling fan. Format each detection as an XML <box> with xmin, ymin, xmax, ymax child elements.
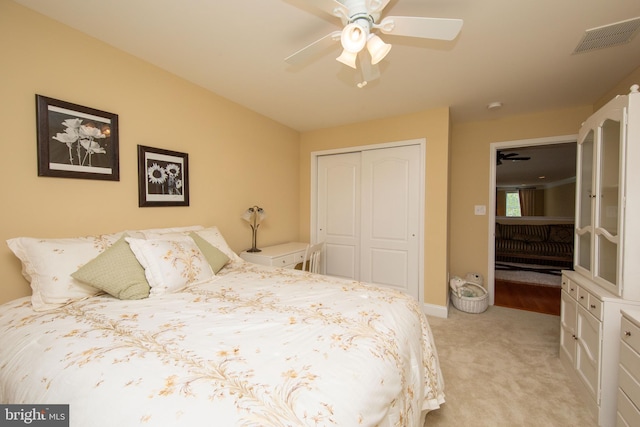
<box><xmin>285</xmin><ymin>0</ymin><xmax>463</xmax><ymax>87</ymax></box>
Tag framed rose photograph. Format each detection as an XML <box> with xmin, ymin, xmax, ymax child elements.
<box><xmin>137</xmin><ymin>145</ymin><xmax>189</xmax><ymax>207</ymax></box>
<box><xmin>36</xmin><ymin>95</ymin><xmax>119</xmax><ymax>181</ymax></box>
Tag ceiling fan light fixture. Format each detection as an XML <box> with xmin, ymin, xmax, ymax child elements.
<box><xmin>367</xmin><ymin>34</ymin><xmax>391</xmax><ymax>64</ymax></box>
<box><xmin>336</xmin><ymin>49</ymin><xmax>358</xmax><ymax>68</ymax></box>
<box><xmin>341</xmin><ymin>22</ymin><xmax>368</xmax><ymax>53</ymax></box>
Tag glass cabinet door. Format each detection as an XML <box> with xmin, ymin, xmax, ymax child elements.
<box><xmin>576</xmin><ymin>130</ymin><xmax>594</xmax><ymax>272</ymax></box>
<box><xmin>595</xmin><ymin>118</ymin><xmax>621</xmax><ymax>286</ymax></box>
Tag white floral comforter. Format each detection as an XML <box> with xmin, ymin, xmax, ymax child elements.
<box><xmin>0</xmin><ymin>262</ymin><xmax>444</xmax><ymax>426</ymax></box>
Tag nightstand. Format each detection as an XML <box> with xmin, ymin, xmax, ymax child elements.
<box><xmin>239</xmin><ymin>242</ymin><xmax>308</xmax><ymax>269</ymax></box>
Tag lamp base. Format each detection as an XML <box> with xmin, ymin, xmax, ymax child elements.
<box><xmin>246</xmin><ymin>248</ymin><xmax>262</xmax><ymax>253</ymax></box>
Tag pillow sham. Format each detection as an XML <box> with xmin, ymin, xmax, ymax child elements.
<box><xmin>71</xmin><ymin>236</ymin><xmax>150</xmax><ymax>300</ymax></box>
<box><xmin>6</xmin><ymin>232</ymin><xmax>123</xmax><ymax>311</ymax></box>
<box><xmin>189</xmin><ymin>232</ymin><xmax>230</xmax><ymax>273</ymax></box>
<box><xmin>144</xmin><ymin>226</ymin><xmax>243</xmax><ymax>264</ymax></box>
<box><xmin>126</xmin><ymin>225</ymin><xmax>204</xmax><ymax>239</ymax></box>
<box><xmin>126</xmin><ymin>237</ymin><xmax>214</xmax><ymax>296</ymax></box>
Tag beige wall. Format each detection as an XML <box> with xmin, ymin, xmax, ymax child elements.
<box><xmin>0</xmin><ymin>2</ymin><xmax>300</xmax><ymax>304</ymax></box>
<box><xmin>299</xmin><ymin>109</ymin><xmax>451</xmax><ymax>307</ymax></box>
<box><xmin>544</xmin><ymin>182</ymin><xmax>576</xmax><ymax>217</ymax></box>
<box><xmin>449</xmin><ymin>107</ymin><xmax>593</xmax><ymax>283</ymax></box>
<box><xmin>496</xmin><ymin>183</ymin><xmax>576</xmax><ymax>217</ymax></box>
<box><xmin>595</xmin><ymin>66</ymin><xmax>640</xmax><ymax>110</ymax></box>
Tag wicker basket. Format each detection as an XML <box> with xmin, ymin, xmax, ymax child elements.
<box><xmin>450</xmin><ymin>282</ymin><xmax>489</xmax><ymax>314</ymax></box>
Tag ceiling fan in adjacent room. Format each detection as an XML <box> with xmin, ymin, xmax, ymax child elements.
<box><xmin>285</xmin><ymin>0</ymin><xmax>463</xmax><ymax>87</ymax></box>
<box><xmin>497</xmin><ymin>151</ymin><xmax>532</xmax><ymax>165</ymax></box>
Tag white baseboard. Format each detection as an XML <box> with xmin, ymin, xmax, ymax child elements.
<box><xmin>423</xmin><ymin>302</ymin><xmax>448</xmax><ymax>318</ymax></box>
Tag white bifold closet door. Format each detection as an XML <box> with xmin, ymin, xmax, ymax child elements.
<box><xmin>317</xmin><ymin>144</ymin><xmax>421</xmax><ymax>299</ymax></box>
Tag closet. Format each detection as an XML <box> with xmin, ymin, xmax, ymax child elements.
<box><xmin>314</xmin><ymin>142</ymin><xmax>423</xmax><ymax>300</ymax></box>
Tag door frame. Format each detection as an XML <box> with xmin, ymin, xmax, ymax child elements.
<box><xmin>488</xmin><ymin>134</ymin><xmax>578</xmax><ymax>305</ymax></box>
<box><xmin>311</xmin><ymin>139</ymin><xmax>426</xmax><ymax>303</ymax></box>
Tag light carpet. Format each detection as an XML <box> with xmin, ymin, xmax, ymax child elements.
<box><xmin>423</xmin><ymin>305</ymin><xmax>596</xmax><ymax>427</ymax></box>
<box><xmin>495</xmin><ymin>262</ymin><xmax>562</xmax><ymax>287</ymax></box>
<box><xmin>494</xmin><ymin>269</ymin><xmax>562</xmax><ymax>287</ymax></box>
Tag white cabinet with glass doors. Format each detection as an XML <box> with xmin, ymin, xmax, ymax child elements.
<box><xmin>574</xmin><ymin>84</ymin><xmax>640</xmax><ymax>301</ymax></box>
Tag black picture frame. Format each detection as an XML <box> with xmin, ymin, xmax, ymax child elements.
<box><xmin>137</xmin><ymin>145</ymin><xmax>189</xmax><ymax>207</ymax></box>
<box><xmin>36</xmin><ymin>95</ymin><xmax>119</xmax><ymax>181</ymax></box>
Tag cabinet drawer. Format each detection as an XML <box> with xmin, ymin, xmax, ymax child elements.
<box><xmin>577</xmin><ymin>286</ymin><xmax>589</xmax><ymax>308</ymax></box>
<box><xmin>272</xmin><ymin>254</ymin><xmax>295</xmax><ymax>267</ymax></box>
<box><xmin>576</xmin><ymin>287</ymin><xmax>603</xmax><ymax>321</ymax></box>
<box><xmin>619</xmin><ymin>362</ymin><xmax>640</xmax><ymax>411</ymax></box>
<box><xmin>621</xmin><ymin>316</ymin><xmax>640</xmax><ymax>354</ymax></box>
<box><xmin>566</xmin><ymin>279</ymin><xmax>578</xmax><ymax>300</ymax></box>
<box><xmin>618</xmin><ymin>411</ymin><xmax>630</xmax><ymax>427</ymax></box>
<box><xmin>293</xmin><ymin>251</ymin><xmax>305</xmax><ymax>265</ymax></box>
<box><xmin>586</xmin><ymin>294</ymin><xmax>603</xmax><ymax>321</ymax></box>
<box><xmin>618</xmin><ymin>388</ymin><xmax>640</xmax><ymax>427</ymax></box>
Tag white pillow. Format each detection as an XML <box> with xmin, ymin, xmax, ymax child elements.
<box><xmin>133</xmin><ymin>225</ymin><xmax>204</xmax><ymax>239</ymax></box>
<box><xmin>125</xmin><ymin>237</ymin><xmax>214</xmax><ymax>296</ymax></box>
<box><xmin>6</xmin><ymin>233</ymin><xmax>123</xmax><ymax>311</ymax></box>
<box><xmin>144</xmin><ymin>226</ymin><xmax>243</xmax><ymax>263</ymax></box>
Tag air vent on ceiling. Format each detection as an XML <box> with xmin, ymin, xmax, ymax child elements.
<box><xmin>573</xmin><ymin>16</ymin><xmax>640</xmax><ymax>54</ymax></box>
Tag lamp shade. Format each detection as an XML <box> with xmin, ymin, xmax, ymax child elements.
<box><xmin>241</xmin><ymin>206</ymin><xmax>266</xmax><ymax>224</ymax></box>
<box><xmin>340</xmin><ymin>22</ymin><xmax>368</xmax><ymax>53</ymax></box>
<box><xmin>336</xmin><ymin>49</ymin><xmax>358</xmax><ymax>69</ymax></box>
<box><xmin>367</xmin><ymin>35</ymin><xmax>391</xmax><ymax>65</ymax></box>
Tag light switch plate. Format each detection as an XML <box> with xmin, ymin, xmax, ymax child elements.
<box><xmin>474</xmin><ymin>205</ymin><xmax>486</xmax><ymax>215</ymax></box>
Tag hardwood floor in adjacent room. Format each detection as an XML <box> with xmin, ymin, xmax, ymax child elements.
<box><xmin>494</xmin><ymin>279</ymin><xmax>561</xmax><ymax>316</ymax></box>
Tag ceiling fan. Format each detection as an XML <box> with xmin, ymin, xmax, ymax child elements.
<box><xmin>285</xmin><ymin>0</ymin><xmax>463</xmax><ymax>87</ymax></box>
<box><xmin>497</xmin><ymin>151</ymin><xmax>532</xmax><ymax>165</ymax></box>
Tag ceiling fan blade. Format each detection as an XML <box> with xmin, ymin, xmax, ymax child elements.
<box><xmin>302</xmin><ymin>0</ymin><xmax>348</xmax><ymax>19</ymax></box>
<box><xmin>285</xmin><ymin>31</ymin><xmax>341</xmax><ymax>65</ymax></box>
<box><xmin>378</xmin><ymin>16</ymin><xmax>463</xmax><ymax>40</ymax></box>
<box><xmin>366</xmin><ymin>0</ymin><xmax>392</xmax><ymax>13</ymax></box>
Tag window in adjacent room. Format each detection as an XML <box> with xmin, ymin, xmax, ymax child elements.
<box><xmin>505</xmin><ymin>190</ymin><xmax>522</xmax><ymax>217</ymax></box>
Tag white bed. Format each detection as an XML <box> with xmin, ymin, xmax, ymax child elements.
<box><xmin>0</xmin><ymin>226</ymin><xmax>444</xmax><ymax>426</ymax></box>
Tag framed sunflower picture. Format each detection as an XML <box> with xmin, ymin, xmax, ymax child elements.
<box><xmin>137</xmin><ymin>145</ymin><xmax>189</xmax><ymax>207</ymax></box>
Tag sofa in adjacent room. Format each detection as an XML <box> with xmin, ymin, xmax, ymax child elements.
<box><xmin>495</xmin><ymin>223</ymin><xmax>574</xmax><ymax>267</ymax></box>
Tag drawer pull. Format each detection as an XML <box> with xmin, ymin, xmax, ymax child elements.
<box><xmin>590</xmin><ymin>304</ymin><xmax>596</xmax><ymax>309</ymax></box>
<box><xmin>625</xmin><ymin>331</ymin><xmax>632</xmax><ymax>337</ymax></box>
<box><xmin>570</xmin><ymin>287</ymin><xmax>575</xmax><ymax>291</ymax></box>
<box><xmin>580</xmin><ymin>296</ymin><xmax>585</xmax><ymax>300</ymax></box>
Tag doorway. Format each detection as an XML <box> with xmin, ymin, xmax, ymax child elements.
<box><xmin>488</xmin><ymin>135</ymin><xmax>578</xmax><ymax>313</ymax></box>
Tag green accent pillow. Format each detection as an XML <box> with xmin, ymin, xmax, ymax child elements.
<box><xmin>71</xmin><ymin>236</ymin><xmax>150</xmax><ymax>300</ymax></box>
<box><xmin>189</xmin><ymin>232</ymin><xmax>230</xmax><ymax>273</ymax></box>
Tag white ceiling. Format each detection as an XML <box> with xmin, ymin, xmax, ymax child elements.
<box><xmin>12</xmin><ymin>0</ymin><xmax>640</xmax><ymax>132</ymax></box>
<box><xmin>496</xmin><ymin>143</ymin><xmax>576</xmax><ymax>188</ymax></box>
